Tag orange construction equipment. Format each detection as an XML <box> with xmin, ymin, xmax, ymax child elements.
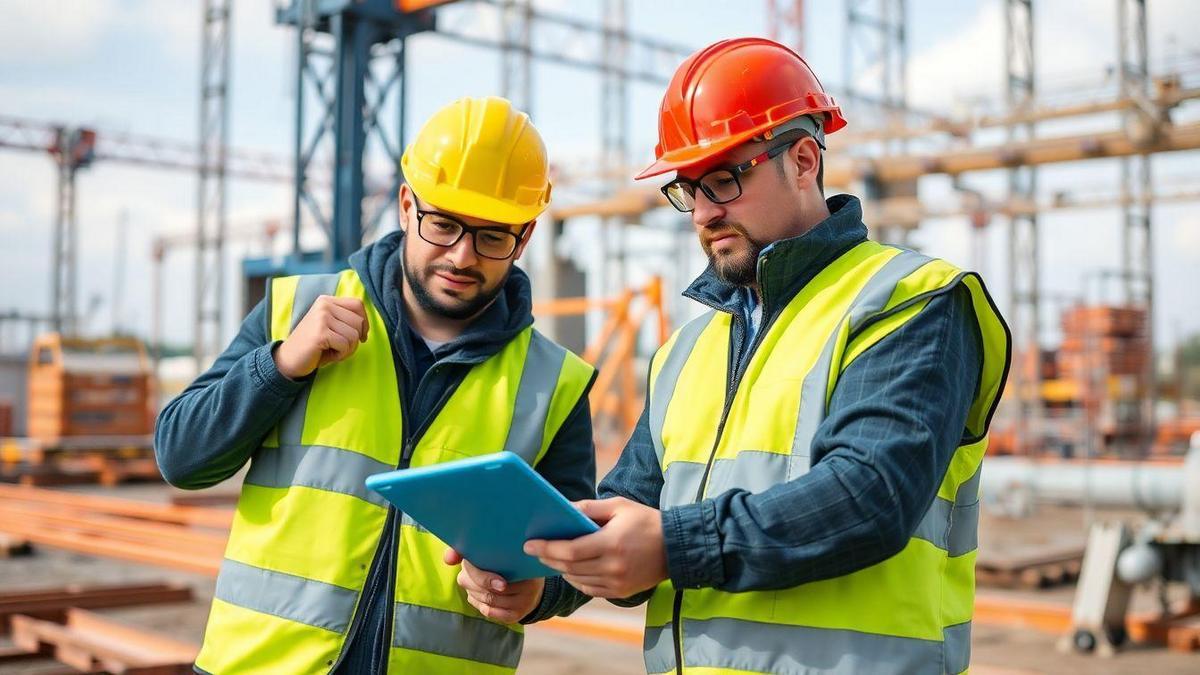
<box><xmin>534</xmin><ymin>278</ymin><xmax>670</xmax><ymax>461</ymax></box>
<box><xmin>636</xmin><ymin>37</ymin><xmax>845</xmax><ymax>179</ymax></box>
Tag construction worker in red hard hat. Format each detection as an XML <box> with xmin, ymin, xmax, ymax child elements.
<box><xmin>525</xmin><ymin>37</ymin><xmax>1012</xmax><ymax>674</ymax></box>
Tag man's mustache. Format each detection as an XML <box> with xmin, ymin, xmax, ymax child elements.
<box><xmin>427</xmin><ymin>263</ymin><xmax>485</xmax><ymax>283</ymax></box>
<box><xmin>701</xmin><ymin>221</ymin><xmax>752</xmax><ymax>247</ymax></box>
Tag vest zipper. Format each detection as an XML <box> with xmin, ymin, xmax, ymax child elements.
<box><xmin>328</xmin><ymin>356</ymin><xmax>461</xmax><ymax>673</ymax></box>
<box><xmin>326</xmin><ymin>393</ymin><xmax>410</xmax><ymax>674</ymax></box>
<box><xmin>671</xmin><ymin>255</ymin><xmax>778</xmax><ymax>674</ymax></box>
<box><xmin>332</xmin><ymin>365</ymin><xmax>462</xmax><ymax>673</ymax></box>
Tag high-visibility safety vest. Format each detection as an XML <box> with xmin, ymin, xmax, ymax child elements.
<box><xmin>194</xmin><ymin>269</ymin><xmax>594</xmax><ymax>674</ymax></box>
<box><xmin>643</xmin><ymin>241</ymin><xmax>1011</xmax><ymax>675</ymax></box>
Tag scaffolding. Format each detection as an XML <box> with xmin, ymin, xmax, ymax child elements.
<box><xmin>194</xmin><ymin>0</ymin><xmax>232</xmax><ymax>370</ymax></box>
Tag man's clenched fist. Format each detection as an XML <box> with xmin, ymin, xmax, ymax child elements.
<box><xmin>272</xmin><ymin>296</ymin><xmax>369</xmax><ymax>380</ymax></box>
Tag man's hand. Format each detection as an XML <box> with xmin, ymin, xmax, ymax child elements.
<box><xmin>273</xmin><ymin>296</ymin><xmax>369</xmax><ymax>380</ymax></box>
<box><xmin>444</xmin><ymin>549</ymin><xmax>545</xmax><ymax>624</ymax></box>
<box><xmin>524</xmin><ymin>497</ymin><xmax>668</xmax><ymax>599</ymax></box>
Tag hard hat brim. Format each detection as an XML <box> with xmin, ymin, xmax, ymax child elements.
<box><xmin>406</xmin><ymin>175</ymin><xmax>547</xmax><ymax>226</ymax></box>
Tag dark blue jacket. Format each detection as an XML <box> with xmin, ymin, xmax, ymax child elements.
<box><xmin>155</xmin><ymin>231</ymin><xmax>597</xmax><ymax>673</ymax></box>
<box><xmin>596</xmin><ymin>194</ymin><xmax>984</xmax><ymax>605</ymax></box>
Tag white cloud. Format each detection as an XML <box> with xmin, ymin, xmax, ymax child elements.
<box><xmin>0</xmin><ymin>1</ymin><xmax>114</xmax><ymax>65</ymax></box>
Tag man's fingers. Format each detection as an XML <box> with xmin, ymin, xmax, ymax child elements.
<box><xmin>467</xmin><ymin>595</ymin><xmax>518</xmax><ymax>623</ymax></box>
<box><xmin>321</xmin><ymin>328</ymin><xmax>352</xmax><ymax>356</ymax></box>
<box><xmin>328</xmin><ymin>303</ymin><xmax>369</xmax><ymax>341</ymax></box>
<box><xmin>461</xmin><ymin>560</ymin><xmax>507</xmax><ymax>592</ymax></box>
<box><xmin>327</xmin><ymin>315</ymin><xmax>362</xmax><ymax>346</ymax></box>
<box><xmin>456</xmin><ymin>568</ymin><xmax>488</xmax><ymax>594</ymax></box>
<box><xmin>524</xmin><ymin>532</ymin><xmax>606</xmax><ymax>564</ymax></box>
<box><xmin>535</xmin><ymin>557</ymin><xmax>611</xmax><ymax>576</ymax></box>
<box><xmin>444</xmin><ymin>548</ymin><xmax>463</xmax><ymax>566</ymax></box>
<box><xmin>325</xmin><ymin>296</ymin><xmax>366</xmax><ymax>316</ymax></box>
<box><xmin>574</xmin><ymin>498</ymin><xmax>622</xmax><ymax>524</ymax></box>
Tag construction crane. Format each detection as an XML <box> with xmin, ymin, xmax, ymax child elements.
<box><xmin>0</xmin><ymin>114</ymin><xmax>294</xmax><ymax>344</ymax></box>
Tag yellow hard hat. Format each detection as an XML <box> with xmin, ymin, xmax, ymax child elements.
<box><xmin>401</xmin><ymin>96</ymin><xmax>552</xmax><ymax>225</ymax></box>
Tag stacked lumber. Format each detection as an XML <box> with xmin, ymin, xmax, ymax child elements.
<box><xmin>0</xmin><ymin>485</ymin><xmax>229</xmax><ymax>576</ymax></box>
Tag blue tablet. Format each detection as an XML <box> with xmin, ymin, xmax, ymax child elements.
<box><xmin>364</xmin><ymin>451</ymin><xmax>599</xmax><ymax>581</ymax></box>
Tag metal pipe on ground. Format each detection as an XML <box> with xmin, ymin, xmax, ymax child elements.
<box><xmin>982</xmin><ymin>455</ymin><xmax>1187</xmax><ymax>511</ymax></box>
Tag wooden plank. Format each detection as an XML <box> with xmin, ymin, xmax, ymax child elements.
<box><xmin>0</xmin><ymin>521</ymin><xmax>222</xmax><ymax>576</ymax></box>
<box><xmin>0</xmin><ymin>583</ymin><xmax>192</xmax><ymax>636</ymax></box>
<box><xmin>10</xmin><ymin>610</ymin><xmax>197</xmax><ymax>672</ymax></box>
<box><xmin>0</xmin><ymin>485</ymin><xmax>233</xmax><ymax>529</ymax></box>
<box><xmin>0</xmin><ymin>506</ymin><xmax>228</xmax><ymax>553</ymax></box>
<box><xmin>64</xmin><ymin>608</ymin><xmax>198</xmax><ymax>662</ymax></box>
<box><xmin>0</xmin><ymin>642</ymin><xmax>51</xmax><ymax>663</ymax></box>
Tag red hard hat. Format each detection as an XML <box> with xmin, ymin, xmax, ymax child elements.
<box><xmin>635</xmin><ymin>37</ymin><xmax>846</xmax><ymax>180</ymax></box>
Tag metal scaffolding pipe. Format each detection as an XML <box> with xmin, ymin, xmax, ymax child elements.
<box><xmin>982</xmin><ymin>455</ymin><xmax>1188</xmax><ymax>511</ymax></box>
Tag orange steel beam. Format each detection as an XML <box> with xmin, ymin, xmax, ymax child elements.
<box><xmin>581</xmin><ymin>290</ymin><xmax>633</xmax><ymax>365</ymax></box>
<box><xmin>972</xmin><ymin>593</ymin><xmax>1073</xmax><ymax>634</ymax></box>
<box><xmin>832</xmin><ymin>86</ymin><xmax>1200</xmax><ymax>145</ymax></box>
<box><xmin>554</xmin><ymin>123</ymin><xmax>1200</xmax><ymax>220</ymax></box>
<box><xmin>644</xmin><ymin>276</ymin><xmax>670</xmax><ymax>346</ymax></box>
<box><xmin>851</xmin><ymin>122</ymin><xmax>1200</xmax><ymax>184</ymax></box>
<box><xmin>0</xmin><ymin>520</ymin><xmax>222</xmax><ymax>576</ymax></box>
<box><xmin>541</xmin><ymin>615</ymin><xmax>643</xmax><ymax>646</ymax></box>
<box><xmin>0</xmin><ymin>484</ymin><xmax>232</xmax><ymax>529</ymax></box>
<box><xmin>532</xmin><ymin>296</ymin><xmax>618</xmax><ymax>316</ymax></box>
<box><xmin>587</xmin><ymin>301</ymin><xmax>649</xmax><ymax>417</ymax></box>
<box><xmin>0</xmin><ymin>504</ymin><xmax>227</xmax><ymax>555</ymax></box>
<box><xmin>870</xmin><ymin>187</ymin><xmax>1200</xmax><ymax>228</ymax></box>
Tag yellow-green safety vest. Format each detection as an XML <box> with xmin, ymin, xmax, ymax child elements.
<box><xmin>195</xmin><ymin>268</ymin><xmax>595</xmax><ymax>674</ymax></box>
<box><xmin>643</xmin><ymin>241</ymin><xmax>1011</xmax><ymax>674</ymax></box>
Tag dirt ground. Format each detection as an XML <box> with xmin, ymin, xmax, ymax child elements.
<box><xmin>1</xmin><ymin>485</ymin><xmax>1197</xmax><ymax>674</ymax></box>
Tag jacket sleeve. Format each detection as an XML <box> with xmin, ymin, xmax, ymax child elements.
<box><xmin>154</xmin><ymin>298</ymin><xmax>308</xmax><ymax>490</ymax></box>
<box><xmin>524</xmin><ymin>397</ymin><xmax>665</xmax><ymax>615</ymax></box>
<box><xmin>660</xmin><ymin>285</ymin><xmax>983</xmax><ymax>592</ymax></box>
<box><xmin>520</xmin><ymin>376</ymin><xmax>601</xmax><ymax>623</ymax></box>
<box><xmin>596</xmin><ymin>401</ymin><xmax>667</xmax><ymax>607</ymax></box>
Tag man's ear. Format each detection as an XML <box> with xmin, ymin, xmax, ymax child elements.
<box><xmin>513</xmin><ymin>220</ymin><xmax>539</xmax><ymax>261</ymax></box>
<box><xmin>398</xmin><ymin>184</ymin><xmax>414</xmax><ymax>233</ymax></box>
<box><xmin>789</xmin><ymin>136</ymin><xmax>822</xmax><ymax>191</ymax></box>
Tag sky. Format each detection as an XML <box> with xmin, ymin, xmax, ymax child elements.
<box><xmin>0</xmin><ymin>0</ymin><xmax>1198</xmax><ymax>361</ymax></box>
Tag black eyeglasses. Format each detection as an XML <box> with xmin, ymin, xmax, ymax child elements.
<box><xmin>660</xmin><ymin>138</ymin><xmax>798</xmax><ymax>213</ymax></box>
<box><xmin>414</xmin><ymin>209</ymin><xmax>529</xmax><ymax>260</ymax></box>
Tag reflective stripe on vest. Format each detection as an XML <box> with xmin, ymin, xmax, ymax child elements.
<box><xmin>644</xmin><ymin>241</ymin><xmax>1011</xmax><ymax>675</ymax></box>
<box><xmin>644</xmin><ymin>618</ymin><xmax>974</xmax><ymax>675</ymax></box>
<box><xmin>196</xmin><ymin>269</ymin><xmax>594</xmax><ymax>674</ymax></box>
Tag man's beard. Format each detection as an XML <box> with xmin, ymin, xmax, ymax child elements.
<box><xmin>703</xmin><ymin>221</ymin><xmax>763</xmax><ymax>287</ymax></box>
<box><xmin>403</xmin><ymin>247</ymin><xmax>508</xmax><ymax>321</ymax></box>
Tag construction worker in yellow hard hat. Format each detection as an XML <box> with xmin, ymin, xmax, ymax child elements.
<box><xmin>157</xmin><ymin>96</ymin><xmax>599</xmax><ymax>673</ymax></box>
